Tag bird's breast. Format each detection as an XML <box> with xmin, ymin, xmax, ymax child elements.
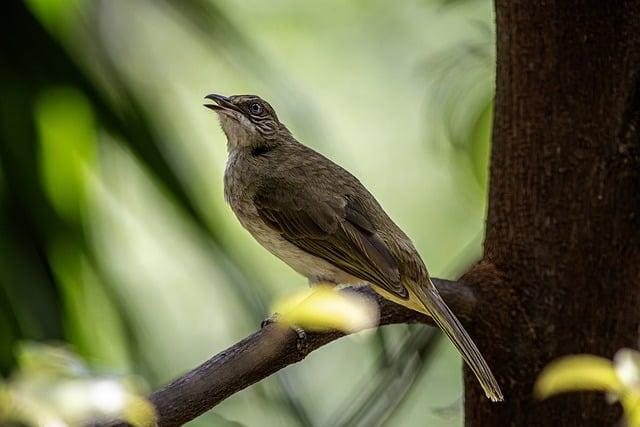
<box><xmin>223</xmin><ymin>162</ymin><xmax>356</xmax><ymax>283</ymax></box>
<box><xmin>234</xmin><ymin>204</ymin><xmax>356</xmax><ymax>283</ymax></box>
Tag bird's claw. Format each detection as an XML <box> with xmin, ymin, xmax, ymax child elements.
<box><xmin>261</xmin><ymin>312</ymin><xmax>280</xmax><ymax>329</ymax></box>
<box><xmin>261</xmin><ymin>313</ymin><xmax>308</xmax><ymax>354</ymax></box>
<box><xmin>293</xmin><ymin>326</ymin><xmax>308</xmax><ymax>353</ymax></box>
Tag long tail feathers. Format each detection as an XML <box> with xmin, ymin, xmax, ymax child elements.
<box><xmin>414</xmin><ymin>283</ymin><xmax>503</xmax><ymax>402</ymax></box>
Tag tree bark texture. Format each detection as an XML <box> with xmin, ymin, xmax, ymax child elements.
<box><xmin>463</xmin><ymin>1</ymin><xmax>640</xmax><ymax>425</ymax></box>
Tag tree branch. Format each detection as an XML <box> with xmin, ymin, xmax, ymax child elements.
<box><xmin>117</xmin><ymin>278</ymin><xmax>475</xmax><ymax>427</ymax></box>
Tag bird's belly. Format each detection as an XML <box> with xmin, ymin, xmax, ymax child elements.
<box><xmin>238</xmin><ymin>210</ymin><xmax>357</xmax><ymax>284</ymax></box>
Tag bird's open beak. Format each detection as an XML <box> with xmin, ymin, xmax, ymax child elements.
<box><xmin>204</xmin><ymin>94</ymin><xmax>239</xmax><ymax>113</ymax></box>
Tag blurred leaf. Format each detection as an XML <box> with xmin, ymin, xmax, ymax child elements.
<box><xmin>33</xmin><ymin>83</ymin><xmax>130</xmax><ymax>370</ymax></box>
<box><xmin>49</xmin><ymin>240</ymin><xmax>131</xmax><ymax>370</ymax></box>
<box><xmin>21</xmin><ymin>0</ymin><xmax>220</xmax><ymax>246</ymax></box>
<box><xmin>534</xmin><ymin>349</ymin><xmax>640</xmax><ymax>427</ymax></box>
<box><xmin>535</xmin><ymin>350</ymin><xmax>640</xmax><ymax>426</ymax></box>
<box><xmin>274</xmin><ymin>287</ymin><xmax>378</xmax><ymax>333</ymax></box>
<box><xmin>1</xmin><ymin>343</ymin><xmax>155</xmax><ymax>427</ymax></box>
<box><xmin>121</xmin><ymin>394</ymin><xmax>157</xmax><ymax>427</ymax></box>
<box><xmin>625</xmin><ymin>394</ymin><xmax>640</xmax><ymax>427</ymax></box>
<box><xmin>0</xmin><ymin>2</ymin><xmax>72</xmax><ymax>369</ymax></box>
<box><xmin>16</xmin><ymin>342</ymin><xmax>87</xmax><ymax>378</ymax></box>
<box><xmin>535</xmin><ymin>355</ymin><xmax>622</xmax><ymax>399</ymax></box>
<box><xmin>35</xmin><ymin>86</ymin><xmax>96</xmax><ymax>221</ymax></box>
<box><xmin>24</xmin><ymin>0</ymin><xmax>84</xmax><ymax>37</ymax></box>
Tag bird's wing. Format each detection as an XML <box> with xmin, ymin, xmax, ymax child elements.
<box><xmin>253</xmin><ymin>182</ymin><xmax>407</xmax><ymax>298</ymax></box>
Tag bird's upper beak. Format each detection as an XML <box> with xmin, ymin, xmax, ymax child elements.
<box><xmin>204</xmin><ymin>94</ymin><xmax>239</xmax><ymax>113</ymax></box>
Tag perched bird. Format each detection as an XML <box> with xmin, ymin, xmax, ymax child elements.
<box><xmin>204</xmin><ymin>93</ymin><xmax>503</xmax><ymax>402</ymax></box>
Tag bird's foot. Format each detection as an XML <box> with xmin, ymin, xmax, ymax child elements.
<box><xmin>260</xmin><ymin>312</ymin><xmax>280</xmax><ymax>329</ymax></box>
<box><xmin>261</xmin><ymin>313</ymin><xmax>308</xmax><ymax>354</ymax></box>
<box><xmin>292</xmin><ymin>326</ymin><xmax>308</xmax><ymax>353</ymax></box>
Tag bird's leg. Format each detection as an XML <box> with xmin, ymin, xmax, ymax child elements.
<box><xmin>260</xmin><ymin>313</ymin><xmax>308</xmax><ymax>353</ymax></box>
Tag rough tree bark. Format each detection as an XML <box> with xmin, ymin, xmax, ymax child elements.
<box><xmin>462</xmin><ymin>1</ymin><xmax>640</xmax><ymax>425</ymax></box>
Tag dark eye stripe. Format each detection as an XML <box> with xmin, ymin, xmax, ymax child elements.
<box><xmin>256</xmin><ymin>122</ymin><xmax>273</xmax><ymax>132</ymax></box>
<box><xmin>251</xmin><ymin>114</ymin><xmax>269</xmax><ymax>121</ymax></box>
<box><xmin>257</xmin><ymin>124</ymin><xmax>276</xmax><ymax>136</ymax></box>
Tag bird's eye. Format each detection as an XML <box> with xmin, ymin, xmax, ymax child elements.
<box><xmin>249</xmin><ymin>102</ymin><xmax>263</xmax><ymax>115</ymax></box>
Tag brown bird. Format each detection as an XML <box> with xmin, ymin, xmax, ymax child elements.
<box><xmin>204</xmin><ymin>93</ymin><xmax>503</xmax><ymax>402</ymax></box>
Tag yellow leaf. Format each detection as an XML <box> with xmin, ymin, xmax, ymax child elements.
<box><xmin>534</xmin><ymin>355</ymin><xmax>623</xmax><ymax>399</ymax></box>
<box><xmin>123</xmin><ymin>395</ymin><xmax>157</xmax><ymax>427</ymax></box>
<box><xmin>622</xmin><ymin>393</ymin><xmax>640</xmax><ymax>427</ymax></box>
<box><xmin>273</xmin><ymin>287</ymin><xmax>378</xmax><ymax>333</ymax></box>
<box><xmin>1</xmin><ymin>344</ymin><xmax>155</xmax><ymax>427</ymax></box>
<box><xmin>16</xmin><ymin>342</ymin><xmax>87</xmax><ymax>378</ymax></box>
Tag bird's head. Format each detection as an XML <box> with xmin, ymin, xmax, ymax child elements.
<box><xmin>204</xmin><ymin>94</ymin><xmax>288</xmax><ymax>151</ymax></box>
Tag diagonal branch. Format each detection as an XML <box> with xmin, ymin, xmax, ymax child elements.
<box><xmin>114</xmin><ymin>278</ymin><xmax>475</xmax><ymax>427</ymax></box>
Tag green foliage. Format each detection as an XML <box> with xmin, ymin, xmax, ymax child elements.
<box><xmin>35</xmin><ymin>86</ymin><xmax>96</xmax><ymax>221</ymax></box>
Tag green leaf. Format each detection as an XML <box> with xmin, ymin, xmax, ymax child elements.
<box><xmin>34</xmin><ymin>86</ymin><xmax>96</xmax><ymax>222</ymax></box>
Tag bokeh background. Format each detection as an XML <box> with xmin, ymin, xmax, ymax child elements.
<box><xmin>0</xmin><ymin>0</ymin><xmax>494</xmax><ymax>425</ymax></box>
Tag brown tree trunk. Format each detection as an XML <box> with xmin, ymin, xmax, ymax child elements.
<box><xmin>463</xmin><ymin>1</ymin><xmax>640</xmax><ymax>425</ymax></box>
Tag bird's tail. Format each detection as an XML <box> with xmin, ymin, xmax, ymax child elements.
<box><xmin>414</xmin><ymin>281</ymin><xmax>503</xmax><ymax>402</ymax></box>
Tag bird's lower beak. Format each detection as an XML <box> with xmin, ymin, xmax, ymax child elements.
<box><xmin>204</xmin><ymin>94</ymin><xmax>238</xmax><ymax>113</ymax></box>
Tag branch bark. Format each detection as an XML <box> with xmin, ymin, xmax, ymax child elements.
<box><xmin>135</xmin><ymin>278</ymin><xmax>474</xmax><ymax>427</ymax></box>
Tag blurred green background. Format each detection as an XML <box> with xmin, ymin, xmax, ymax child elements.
<box><xmin>0</xmin><ymin>0</ymin><xmax>494</xmax><ymax>425</ymax></box>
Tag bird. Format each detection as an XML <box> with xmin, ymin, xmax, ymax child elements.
<box><xmin>204</xmin><ymin>93</ymin><xmax>503</xmax><ymax>402</ymax></box>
